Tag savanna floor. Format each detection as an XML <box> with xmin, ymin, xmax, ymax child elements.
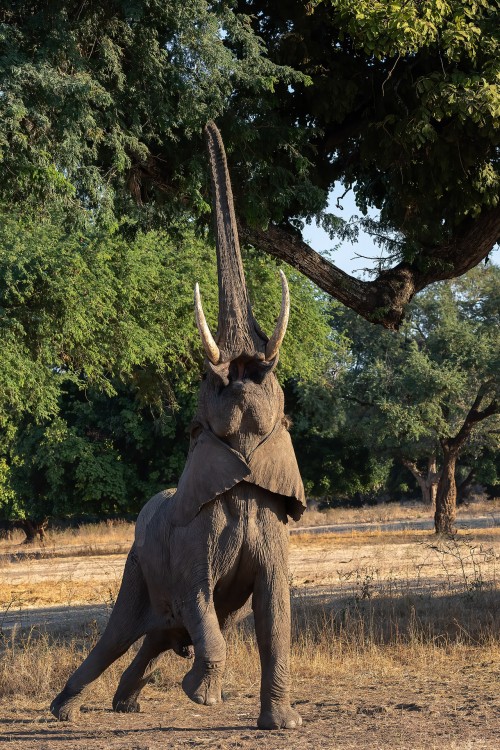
<box><xmin>0</xmin><ymin>504</ymin><xmax>499</xmax><ymax>749</ymax></box>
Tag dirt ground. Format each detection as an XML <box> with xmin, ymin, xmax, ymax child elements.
<box><xmin>1</xmin><ymin>665</ymin><xmax>499</xmax><ymax>750</ymax></box>
<box><xmin>1</xmin><ymin>523</ymin><xmax>499</xmax><ymax>749</ymax></box>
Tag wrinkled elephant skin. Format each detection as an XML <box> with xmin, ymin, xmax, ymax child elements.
<box><xmin>50</xmin><ymin>122</ymin><xmax>306</xmax><ymax>731</ymax></box>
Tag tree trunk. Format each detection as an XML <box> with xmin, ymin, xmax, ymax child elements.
<box><xmin>401</xmin><ymin>456</ymin><xmax>439</xmax><ymax>507</ymax></box>
<box><xmin>238</xmin><ymin>204</ymin><xmax>500</xmax><ymax>331</ymax></box>
<box><xmin>19</xmin><ymin>518</ymin><xmax>47</xmax><ymax>545</ymax></box>
<box><xmin>434</xmin><ymin>444</ymin><xmax>458</xmax><ymax>534</ymax></box>
<box><xmin>428</xmin><ymin>456</ymin><xmax>438</xmax><ymax>508</ymax></box>
<box><xmin>434</xmin><ymin>387</ymin><xmax>499</xmax><ymax>534</ymax></box>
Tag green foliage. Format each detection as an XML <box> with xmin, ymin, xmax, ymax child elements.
<box><xmin>2</xmin><ymin>1</ymin><xmax>498</xmax><ymax>271</ymax></box>
<box><xmin>0</xmin><ymin>207</ymin><xmax>338</xmax><ymax>521</ymax></box>
<box><xmin>0</xmin><ymin>1</ymin><xmax>305</xmax><ymax>221</ymax></box>
<box><xmin>230</xmin><ymin>0</ymin><xmax>499</xmax><ymax>258</ymax></box>
<box><xmin>333</xmin><ymin>265</ymin><xmax>500</xmax><ymax>479</ymax></box>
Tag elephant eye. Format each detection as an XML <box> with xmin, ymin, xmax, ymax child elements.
<box><xmin>228</xmin><ymin>361</ymin><xmax>243</xmax><ymax>382</ymax></box>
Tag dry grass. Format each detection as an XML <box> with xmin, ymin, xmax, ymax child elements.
<box><xmin>1</xmin><ymin>528</ymin><xmax>498</xmax><ymax>703</ymax></box>
<box><xmin>1</xmin><ymin>519</ymin><xmax>499</xmax><ymax>749</ymax></box>
<box><xmin>293</xmin><ymin>496</ymin><xmax>500</xmax><ymax>528</ymax></box>
<box><xmin>0</xmin><ymin>519</ymin><xmax>135</xmax><ymax>558</ymax></box>
<box><xmin>1</xmin><ymin>498</ymin><xmax>498</xmax><ymax>558</ymax></box>
<box><xmin>0</xmin><ymin>587</ymin><xmax>498</xmax><ymax>706</ymax></box>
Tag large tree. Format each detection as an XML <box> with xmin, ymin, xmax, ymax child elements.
<box><xmin>1</xmin><ymin>1</ymin><xmax>498</xmax><ymax>328</ymax></box>
<box><xmin>334</xmin><ymin>266</ymin><xmax>500</xmax><ymax>533</ymax></box>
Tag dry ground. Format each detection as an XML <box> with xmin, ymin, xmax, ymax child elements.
<box><xmin>0</xmin><ymin>505</ymin><xmax>499</xmax><ymax>749</ymax></box>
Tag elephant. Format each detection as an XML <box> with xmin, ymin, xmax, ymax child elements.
<box><xmin>50</xmin><ymin>121</ymin><xmax>306</xmax><ymax>730</ymax></box>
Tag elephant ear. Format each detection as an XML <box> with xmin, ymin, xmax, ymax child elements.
<box><xmin>247</xmin><ymin>426</ymin><xmax>306</xmax><ymax>521</ymax></box>
<box><xmin>171</xmin><ymin>429</ymin><xmax>250</xmax><ymax>526</ymax></box>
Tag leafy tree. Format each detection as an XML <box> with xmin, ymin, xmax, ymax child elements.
<box><xmin>1</xmin><ymin>1</ymin><xmax>498</xmax><ymax>328</ymax></box>
<box><xmin>0</xmin><ymin>207</ymin><xmax>337</xmax><ymax>536</ymax></box>
<box><xmin>334</xmin><ymin>265</ymin><xmax>500</xmax><ymax>533</ymax></box>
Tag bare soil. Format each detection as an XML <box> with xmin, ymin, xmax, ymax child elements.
<box><xmin>1</xmin><ymin>662</ymin><xmax>499</xmax><ymax>750</ymax></box>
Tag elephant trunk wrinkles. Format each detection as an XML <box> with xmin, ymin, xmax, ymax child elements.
<box><xmin>204</xmin><ymin>121</ymin><xmax>267</xmax><ymax>360</ymax></box>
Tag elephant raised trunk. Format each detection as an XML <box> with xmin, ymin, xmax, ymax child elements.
<box><xmin>195</xmin><ymin>121</ymin><xmax>289</xmax><ymax>364</ymax></box>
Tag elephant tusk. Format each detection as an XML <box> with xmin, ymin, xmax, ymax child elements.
<box><xmin>265</xmin><ymin>270</ymin><xmax>290</xmax><ymax>361</ymax></box>
<box><xmin>194</xmin><ymin>283</ymin><xmax>220</xmax><ymax>364</ymax></box>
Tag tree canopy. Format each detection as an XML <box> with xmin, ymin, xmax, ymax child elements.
<box><xmin>330</xmin><ymin>265</ymin><xmax>500</xmax><ymax>531</ymax></box>
<box><xmin>1</xmin><ymin>1</ymin><xmax>498</xmax><ymax>328</ymax></box>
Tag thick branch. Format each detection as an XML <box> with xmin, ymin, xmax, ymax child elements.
<box><xmin>401</xmin><ymin>458</ymin><xmax>423</xmax><ymax>481</ymax></box>
<box><xmin>447</xmin><ymin>385</ymin><xmax>499</xmax><ymax>453</ymax></box>
<box><xmin>238</xmin><ymin>204</ymin><xmax>500</xmax><ymax>330</ymax></box>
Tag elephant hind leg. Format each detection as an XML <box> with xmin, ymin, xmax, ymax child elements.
<box><xmin>51</xmin><ymin>548</ymin><xmax>149</xmax><ymax>721</ymax></box>
<box><xmin>113</xmin><ymin>627</ymin><xmax>193</xmax><ymax>713</ymax></box>
<box><xmin>113</xmin><ymin>630</ymin><xmax>168</xmax><ymax>713</ymax></box>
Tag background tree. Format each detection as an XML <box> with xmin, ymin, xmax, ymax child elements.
<box><xmin>1</xmin><ymin>1</ymin><xmax>498</xmax><ymax>327</ymax></box>
<box><xmin>0</xmin><ymin>206</ymin><xmax>337</xmax><ymax>537</ymax></box>
<box><xmin>333</xmin><ymin>266</ymin><xmax>500</xmax><ymax>533</ymax></box>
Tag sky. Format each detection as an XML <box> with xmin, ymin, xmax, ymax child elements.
<box><xmin>302</xmin><ymin>186</ymin><xmax>499</xmax><ymax>278</ymax></box>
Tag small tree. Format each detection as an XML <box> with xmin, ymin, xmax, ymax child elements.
<box><xmin>335</xmin><ymin>266</ymin><xmax>500</xmax><ymax>533</ymax></box>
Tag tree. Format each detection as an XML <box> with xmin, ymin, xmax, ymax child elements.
<box><xmin>1</xmin><ymin>1</ymin><xmax>498</xmax><ymax>328</ymax></box>
<box><xmin>0</xmin><ymin>207</ymin><xmax>337</xmax><ymax>536</ymax></box>
<box><xmin>334</xmin><ymin>265</ymin><xmax>500</xmax><ymax>533</ymax></box>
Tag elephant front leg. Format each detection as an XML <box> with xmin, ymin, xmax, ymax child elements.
<box><xmin>252</xmin><ymin>570</ymin><xmax>302</xmax><ymax>730</ymax></box>
<box><xmin>180</xmin><ymin>590</ymin><xmax>226</xmax><ymax>706</ymax></box>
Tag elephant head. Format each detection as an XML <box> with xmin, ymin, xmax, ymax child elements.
<box><xmin>172</xmin><ymin>121</ymin><xmax>306</xmax><ymax>526</ymax></box>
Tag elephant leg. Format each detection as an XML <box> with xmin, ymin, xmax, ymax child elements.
<box><xmin>112</xmin><ymin>628</ymin><xmax>193</xmax><ymax>713</ymax></box>
<box><xmin>252</xmin><ymin>566</ymin><xmax>302</xmax><ymax>730</ymax></box>
<box><xmin>50</xmin><ymin>549</ymin><xmax>148</xmax><ymax>721</ymax></box>
<box><xmin>180</xmin><ymin>589</ymin><xmax>226</xmax><ymax>706</ymax></box>
<box><xmin>112</xmin><ymin>631</ymin><xmax>167</xmax><ymax>713</ymax></box>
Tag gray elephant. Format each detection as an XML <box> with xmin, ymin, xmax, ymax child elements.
<box><xmin>50</xmin><ymin>121</ymin><xmax>306</xmax><ymax>730</ymax></box>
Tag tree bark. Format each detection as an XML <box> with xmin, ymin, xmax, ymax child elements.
<box><xmin>434</xmin><ymin>443</ymin><xmax>458</xmax><ymax>534</ymax></box>
<box><xmin>18</xmin><ymin>518</ymin><xmax>48</xmax><ymax>545</ymax></box>
<box><xmin>238</xmin><ymin>204</ymin><xmax>500</xmax><ymax>330</ymax></box>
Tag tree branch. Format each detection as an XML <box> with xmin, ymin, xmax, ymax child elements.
<box><xmin>238</xmin><ymin>204</ymin><xmax>500</xmax><ymax>330</ymax></box>
<box><xmin>449</xmin><ymin>384</ymin><xmax>499</xmax><ymax>451</ymax></box>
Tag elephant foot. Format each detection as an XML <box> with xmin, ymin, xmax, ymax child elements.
<box><xmin>50</xmin><ymin>690</ymin><xmax>82</xmax><ymax>722</ymax></box>
<box><xmin>257</xmin><ymin>704</ymin><xmax>302</xmax><ymax>730</ymax></box>
<box><xmin>182</xmin><ymin>660</ymin><xmax>223</xmax><ymax>706</ymax></box>
<box><xmin>113</xmin><ymin>698</ymin><xmax>141</xmax><ymax>713</ymax></box>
